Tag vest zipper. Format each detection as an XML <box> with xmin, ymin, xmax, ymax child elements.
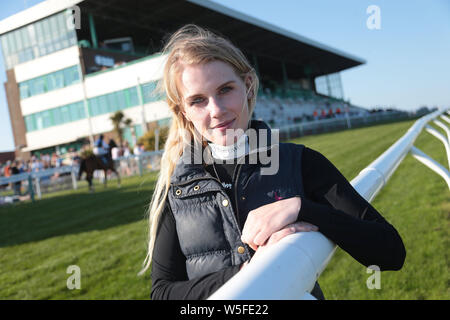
<box><xmin>232</xmin><ymin>163</ymin><xmax>243</xmax><ymax>228</ymax></box>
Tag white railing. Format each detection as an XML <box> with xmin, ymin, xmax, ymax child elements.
<box><xmin>209</xmin><ymin>107</ymin><xmax>450</xmax><ymax>300</ymax></box>
<box><xmin>275</xmin><ymin>110</ymin><xmax>414</xmax><ymax>140</ymax></box>
<box><xmin>0</xmin><ymin>150</ymin><xmax>163</xmax><ymax>202</ymax></box>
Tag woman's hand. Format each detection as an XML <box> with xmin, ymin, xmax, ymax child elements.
<box><xmin>240</xmin><ymin>221</ymin><xmax>318</xmax><ymax>270</ymax></box>
<box><xmin>241</xmin><ymin>196</ymin><xmax>312</xmax><ymax>250</ymax></box>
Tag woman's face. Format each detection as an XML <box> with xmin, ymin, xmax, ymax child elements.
<box><xmin>178</xmin><ymin>60</ymin><xmax>251</xmax><ymax>146</ymax></box>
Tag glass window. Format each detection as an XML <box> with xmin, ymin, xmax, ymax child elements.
<box><xmin>63</xmin><ymin>66</ymin><xmax>80</xmax><ymax>86</ymax></box>
<box><xmin>35</xmin><ymin>113</ymin><xmax>44</xmax><ymax>130</ymax></box>
<box><xmin>57</xmin><ymin>12</ymin><xmax>69</xmax><ymax>48</ymax></box>
<box><xmin>89</xmin><ymin>97</ymin><xmax>99</xmax><ymax>116</ymax></box>
<box><xmin>116</xmin><ymin>90</ymin><xmax>127</xmax><ymax>109</ymax></box>
<box><xmin>30</xmin><ymin>77</ymin><xmax>46</xmax><ymax>96</ymax></box>
<box><xmin>20</xmin><ymin>28</ymin><xmax>30</xmax><ymax>50</ymax></box>
<box><xmin>77</xmin><ymin>102</ymin><xmax>86</xmax><ymax>119</ymax></box>
<box><xmin>60</xmin><ymin>105</ymin><xmax>70</xmax><ymax>123</ymax></box>
<box><xmin>47</xmin><ymin>70</ymin><xmax>64</xmax><ymax>91</ymax></box>
<box><xmin>128</xmin><ymin>87</ymin><xmax>139</xmax><ymax>107</ymax></box>
<box><xmin>7</xmin><ymin>33</ymin><xmax>16</xmax><ymax>54</ymax></box>
<box><xmin>97</xmin><ymin>95</ymin><xmax>108</xmax><ymax>115</ymax></box>
<box><xmin>42</xmin><ymin>110</ymin><xmax>52</xmax><ymax>128</ymax></box>
<box><xmin>35</xmin><ymin>20</ymin><xmax>46</xmax><ymax>56</ymax></box>
<box><xmin>41</xmin><ymin>19</ymin><xmax>54</xmax><ymax>54</ymax></box>
<box><xmin>14</xmin><ymin>29</ymin><xmax>23</xmax><ymax>52</ymax></box>
<box><xmin>1</xmin><ymin>35</ymin><xmax>9</xmax><ymax>56</ymax></box>
<box><xmin>142</xmin><ymin>82</ymin><xmax>157</xmax><ymax>103</ymax></box>
<box><xmin>27</xmin><ymin>24</ymin><xmax>37</xmax><ymax>48</ymax></box>
<box><xmin>19</xmin><ymin>81</ymin><xmax>30</xmax><ymax>99</ymax></box>
<box><xmin>107</xmin><ymin>92</ymin><xmax>118</xmax><ymax>112</ymax></box>
<box><xmin>49</xmin><ymin>15</ymin><xmax>61</xmax><ymax>51</ymax></box>
<box><xmin>53</xmin><ymin>108</ymin><xmax>62</xmax><ymax>125</ymax></box>
<box><xmin>25</xmin><ymin>114</ymin><xmax>36</xmax><ymax>132</ymax></box>
<box><xmin>69</xmin><ymin>103</ymin><xmax>79</xmax><ymax>120</ymax></box>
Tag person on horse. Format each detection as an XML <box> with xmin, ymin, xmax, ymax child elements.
<box><xmin>93</xmin><ymin>134</ymin><xmax>110</xmax><ymax>165</ymax></box>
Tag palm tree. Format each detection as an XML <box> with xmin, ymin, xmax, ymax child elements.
<box><xmin>110</xmin><ymin>111</ymin><xmax>125</xmax><ymax>146</ymax></box>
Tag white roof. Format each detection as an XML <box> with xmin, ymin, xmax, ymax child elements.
<box><xmin>0</xmin><ymin>0</ymin><xmax>84</xmax><ymax>35</ymax></box>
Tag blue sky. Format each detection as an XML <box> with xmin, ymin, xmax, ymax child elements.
<box><xmin>0</xmin><ymin>0</ymin><xmax>449</xmax><ymax>151</ymax></box>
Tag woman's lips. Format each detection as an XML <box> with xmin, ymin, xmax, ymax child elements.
<box><xmin>213</xmin><ymin>119</ymin><xmax>235</xmax><ymax>131</ymax></box>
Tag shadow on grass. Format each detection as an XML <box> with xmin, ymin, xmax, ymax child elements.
<box><xmin>0</xmin><ymin>182</ymin><xmax>155</xmax><ymax>248</ymax></box>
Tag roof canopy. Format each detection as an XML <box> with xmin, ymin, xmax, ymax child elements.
<box><xmin>77</xmin><ymin>0</ymin><xmax>365</xmax><ymax>79</ymax></box>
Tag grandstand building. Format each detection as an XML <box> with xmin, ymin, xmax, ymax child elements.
<box><xmin>0</xmin><ymin>0</ymin><xmax>366</xmax><ymax>159</ymax></box>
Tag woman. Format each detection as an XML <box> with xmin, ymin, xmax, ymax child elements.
<box><xmin>140</xmin><ymin>25</ymin><xmax>406</xmax><ymax>300</ymax></box>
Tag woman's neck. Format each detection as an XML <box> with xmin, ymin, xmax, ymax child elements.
<box><xmin>208</xmin><ymin>134</ymin><xmax>249</xmax><ymax>160</ymax></box>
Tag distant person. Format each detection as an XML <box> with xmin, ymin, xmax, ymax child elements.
<box><xmin>4</xmin><ymin>160</ymin><xmax>11</xmax><ymax>177</ymax></box>
<box><xmin>93</xmin><ymin>134</ymin><xmax>110</xmax><ymax>164</ymax></box>
<box><xmin>313</xmin><ymin>110</ymin><xmax>318</xmax><ymax>120</ymax></box>
<box><xmin>10</xmin><ymin>160</ymin><xmax>21</xmax><ymax>196</ymax></box>
<box><xmin>140</xmin><ymin>25</ymin><xmax>406</xmax><ymax>301</ymax></box>
<box><xmin>122</xmin><ymin>142</ymin><xmax>131</xmax><ymax>158</ymax></box>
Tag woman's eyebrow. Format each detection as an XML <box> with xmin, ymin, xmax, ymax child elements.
<box><xmin>185</xmin><ymin>80</ymin><xmax>236</xmax><ymax>101</ymax></box>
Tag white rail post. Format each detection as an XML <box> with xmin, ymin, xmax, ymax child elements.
<box><xmin>441</xmin><ymin>115</ymin><xmax>450</xmax><ymax>125</ymax></box>
<box><xmin>410</xmin><ymin>146</ymin><xmax>450</xmax><ymax>190</ymax></box>
<box><xmin>433</xmin><ymin>119</ymin><xmax>450</xmax><ymax>145</ymax></box>
<box><xmin>35</xmin><ymin>177</ymin><xmax>42</xmax><ymax>200</ymax></box>
<box><xmin>425</xmin><ymin>125</ymin><xmax>450</xmax><ymax>169</ymax></box>
<box><xmin>71</xmin><ymin>169</ymin><xmax>78</xmax><ymax>190</ymax></box>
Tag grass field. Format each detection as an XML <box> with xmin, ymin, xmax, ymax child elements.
<box><xmin>0</xmin><ymin>119</ymin><xmax>448</xmax><ymax>299</ymax></box>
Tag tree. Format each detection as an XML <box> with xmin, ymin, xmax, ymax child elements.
<box><xmin>138</xmin><ymin>126</ymin><xmax>169</xmax><ymax>151</ymax></box>
<box><xmin>110</xmin><ymin>111</ymin><xmax>125</xmax><ymax>146</ymax></box>
<box><xmin>109</xmin><ymin>111</ymin><xmax>134</xmax><ymax>146</ymax></box>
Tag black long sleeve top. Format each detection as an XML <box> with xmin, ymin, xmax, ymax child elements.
<box><xmin>150</xmin><ymin>147</ymin><xmax>406</xmax><ymax>300</ymax></box>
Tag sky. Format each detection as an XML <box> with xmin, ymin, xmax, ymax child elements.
<box><xmin>0</xmin><ymin>0</ymin><xmax>449</xmax><ymax>152</ymax></box>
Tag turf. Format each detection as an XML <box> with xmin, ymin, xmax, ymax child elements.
<box><xmin>0</xmin><ymin>118</ymin><xmax>448</xmax><ymax>299</ymax></box>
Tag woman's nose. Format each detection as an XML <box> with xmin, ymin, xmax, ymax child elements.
<box><xmin>208</xmin><ymin>97</ymin><xmax>226</xmax><ymax>117</ymax></box>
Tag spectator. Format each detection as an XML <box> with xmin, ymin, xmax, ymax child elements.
<box><xmin>4</xmin><ymin>160</ymin><xmax>11</xmax><ymax>177</ymax></box>
<box><xmin>10</xmin><ymin>160</ymin><xmax>21</xmax><ymax>196</ymax></box>
<box><xmin>111</xmin><ymin>144</ymin><xmax>120</xmax><ymax>160</ymax></box>
<box><xmin>122</xmin><ymin>141</ymin><xmax>131</xmax><ymax>158</ymax></box>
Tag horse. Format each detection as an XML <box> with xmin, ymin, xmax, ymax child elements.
<box><xmin>77</xmin><ymin>153</ymin><xmax>121</xmax><ymax>192</ymax></box>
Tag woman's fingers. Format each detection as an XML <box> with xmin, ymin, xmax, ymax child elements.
<box><xmin>295</xmin><ymin>221</ymin><xmax>319</xmax><ymax>232</ymax></box>
<box><xmin>266</xmin><ymin>221</ymin><xmax>319</xmax><ymax>246</ymax></box>
<box><xmin>241</xmin><ymin>197</ymin><xmax>302</xmax><ymax>249</ymax></box>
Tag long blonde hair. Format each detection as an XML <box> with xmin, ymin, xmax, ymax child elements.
<box><xmin>139</xmin><ymin>24</ymin><xmax>259</xmax><ymax>275</ymax></box>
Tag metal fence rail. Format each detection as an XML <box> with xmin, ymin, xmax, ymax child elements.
<box><xmin>276</xmin><ymin>111</ymin><xmax>415</xmax><ymax>140</ymax></box>
<box><xmin>209</xmin><ymin>107</ymin><xmax>450</xmax><ymax>300</ymax></box>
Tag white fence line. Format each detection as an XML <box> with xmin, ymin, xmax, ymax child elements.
<box><xmin>276</xmin><ymin>111</ymin><xmax>414</xmax><ymax>140</ymax></box>
<box><xmin>0</xmin><ymin>150</ymin><xmax>163</xmax><ymax>201</ymax></box>
<box><xmin>209</xmin><ymin>107</ymin><xmax>450</xmax><ymax>300</ymax></box>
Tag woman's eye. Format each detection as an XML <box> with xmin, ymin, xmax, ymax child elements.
<box><xmin>220</xmin><ymin>86</ymin><xmax>232</xmax><ymax>94</ymax></box>
<box><xmin>190</xmin><ymin>98</ymin><xmax>204</xmax><ymax>106</ymax></box>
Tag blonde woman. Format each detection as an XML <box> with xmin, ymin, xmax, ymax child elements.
<box><xmin>141</xmin><ymin>25</ymin><xmax>405</xmax><ymax>300</ymax></box>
